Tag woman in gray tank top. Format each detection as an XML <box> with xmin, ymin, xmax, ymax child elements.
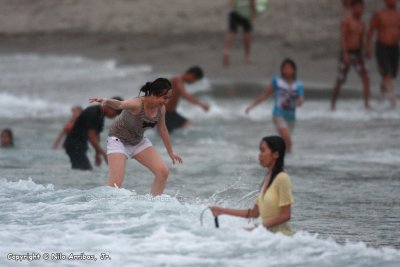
<box><xmin>89</xmin><ymin>78</ymin><xmax>182</xmax><ymax>196</ymax></box>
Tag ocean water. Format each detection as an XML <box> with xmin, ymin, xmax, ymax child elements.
<box><xmin>0</xmin><ymin>54</ymin><xmax>399</xmax><ymax>267</ymax></box>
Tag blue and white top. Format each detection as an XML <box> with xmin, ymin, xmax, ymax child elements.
<box><xmin>272</xmin><ymin>76</ymin><xmax>304</xmax><ymax>121</ymax></box>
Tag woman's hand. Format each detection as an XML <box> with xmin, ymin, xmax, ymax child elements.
<box><xmin>168</xmin><ymin>151</ymin><xmax>183</xmax><ymax>165</ymax></box>
<box><xmin>89</xmin><ymin>97</ymin><xmax>107</xmax><ymax>106</ymax></box>
<box><xmin>245</xmin><ymin>106</ymin><xmax>252</xmax><ymax>114</ymax></box>
<box><xmin>201</xmin><ymin>103</ymin><xmax>210</xmax><ymax>112</ymax></box>
<box><xmin>209</xmin><ymin>206</ymin><xmax>224</xmax><ymax>217</ymax></box>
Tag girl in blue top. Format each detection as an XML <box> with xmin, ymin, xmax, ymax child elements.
<box><xmin>245</xmin><ymin>59</ymin><xmax>304</xmax><ymax>153</ymax></box>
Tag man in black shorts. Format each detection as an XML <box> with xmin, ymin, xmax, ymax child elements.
<box><xmin>223</xmin><ymin>0</ymin><xmax>256</xmax><ymax>66</ymax></box>
<box><xmin>165</xmin><ymin>67</ymin><xmax>209</xmax><ymax>133</ymax></box>
<box><xmin>64</xmin><ymin>97</ymin><xmax>122</xmax><ymax>170</ymax></box>
<box><xmin>367</xmin><ymin>0</ymin><xmax>400</xmax><ymax>108</ymax></box>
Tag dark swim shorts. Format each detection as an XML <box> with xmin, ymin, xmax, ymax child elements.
<box><xmin>228</xmin><ymin>12</ymin><xmax>253</xmax><ymax>33</ymax></box>
<box><xmin>375</xmin><ymin>42</ymin><xmax>399</xmax><ymax>78</ymax></box>
<box><xmin>165</xmin><ymin>111</ymin><xmax>188</xmax><ymax>133</ymax></box>
<box><xmin>337</xmin><ymin>49</ymin><xmax>368</xmax><ymax>84</ymax></box>
<box><xmin>65</xmin><ymin>148</ymin><xmax>92</xmax><ymax>170</ymax></box>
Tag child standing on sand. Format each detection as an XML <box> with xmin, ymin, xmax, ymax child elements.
<box><xmin>245</xmin><ymin>59</ymin><xmax>304</xmax><ymax>153</ymax></box>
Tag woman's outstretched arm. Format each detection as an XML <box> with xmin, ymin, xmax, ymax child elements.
<box><xmin>157</xmin><ymin>106</ymin><xmax>183</xmax><ymax>165</ymax></box>
<box><xmin>89</xmin><ymin>97</ymin><xmax>139</xmax><ymax>111</ymax></box>
<box><xmin>210</xmin><ymin>204</ymin><xmax>259</xmax><ymax>218</ymax></box>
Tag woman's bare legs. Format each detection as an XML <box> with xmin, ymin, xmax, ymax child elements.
<box><xmin>107</xmin><ymin>153</ymin><xmax>127</xmax><ymax>188</ymax></box>
<box><xmin>134</xmin><ymin>147</ymin><xmax>169</xmax><ymax>196</ymax></box>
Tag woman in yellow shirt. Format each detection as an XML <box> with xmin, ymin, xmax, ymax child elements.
<box><xmin>210</xmin><ymin>136</ymin><xmax>293</xmax><ymax>235</ymax></box>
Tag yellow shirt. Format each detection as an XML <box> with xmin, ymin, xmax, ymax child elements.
<box><xmin>256</xmin><ymin>172</ymin><xmax>293</xmax><ymax>235</ymax></box>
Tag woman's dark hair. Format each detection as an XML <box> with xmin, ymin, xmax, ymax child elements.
<box><xmin>139</xmin><ymin>78</ymin><xmax>172</xmax><ymax>97</ymax></box>
<box><xmin>1</xmin><ymin>128</ymin><xmax>14</xmax><ymax>147</ymax></box>
<box><xmin>280</xmin><ymin>58</ymin><xmax>297</xmax><ymax>80</ymax></box>
<box><xmin>261</xmin><ymin>136</ymin><xmax>286</xmax><ymax>190</ymax></box>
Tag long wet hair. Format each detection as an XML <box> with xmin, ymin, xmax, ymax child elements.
<box><xmin>280</xmin><ymin>58</ymin><xmax>297</xmax><ymax>80</ymax></box>
<box><xmin>139</xmin><ymin>78</ymin><xmax>172</xmax><ymax>97</ymax></box>
<box><xmin>262</xmin><ymin>136</ymin><xmax>286</xmax><ymax>190</ymax></box>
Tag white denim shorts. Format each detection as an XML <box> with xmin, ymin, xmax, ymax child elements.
<box><xmin>107</xmin><ymin>136</ymin><xmax>152</xmax><ymax>159</ymax></box>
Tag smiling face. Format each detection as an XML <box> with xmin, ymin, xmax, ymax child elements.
<box><xmin>258</xmin><ymin>141</ymin><xmax>279</xmax><ymax>169</ymax></box>
<box><xmin>150</xmin><ymin>89</ymin><xmax>173</xmax><ymax>107</ymax></box>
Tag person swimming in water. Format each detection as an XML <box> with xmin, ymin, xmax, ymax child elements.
<box><xmin>53</xmin><ymin>105</ymin><xmax>83</xmax><ymax>149</ymax></box>
<box><xmin>89</xmin><ymin>78</ymin><xmax>182</xmax><ymax>196</ymax></box>
<box><xmin>210</xmin><ymin>136</ymin><xmax>293</xmax><ymax>235</ymax></box>
<box><xmin>245</xmin><ymin>59</ymin><xmax>304</xmax><ymax>153</ymax></box>
<box><xmin>1</xmin><ymin>128</ymin><xmax>14</xmax><ymax>148</ymax></box>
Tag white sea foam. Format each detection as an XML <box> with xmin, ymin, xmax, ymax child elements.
<box><xmin>1</xmin><ymin>178</ymin><xmax>399</xmax><ymax>267</ymax></box>
<box><xmin>0</xmin><ymin>92</ymin><xmax>70</xmax><ymax>119</ymax></box>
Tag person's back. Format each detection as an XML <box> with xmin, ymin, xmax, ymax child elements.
<box><xmin>165</xmin><ymin>76</ymin><xmax>183</xmax><ymax>112</ymax></box>
<box><xmin>66</xmin><ymin>105</ymin><xmax>104</xmax><ymax>149</ymax></box>
<box><xmin>232</xmin><ymin>0</ymin><xmax>252</xmax><ymax>19</ymax></box>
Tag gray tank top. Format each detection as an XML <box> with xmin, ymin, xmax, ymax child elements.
<box><xmin>109</xmin><ymin>98</ymin><xmax>161</xmax><ymax>146</ymax></box>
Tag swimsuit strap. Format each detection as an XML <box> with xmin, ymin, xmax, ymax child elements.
<box><xmin>139</xmin><ymin>97</ymin><xmax>145</xmax><ymax>115</ymax></box>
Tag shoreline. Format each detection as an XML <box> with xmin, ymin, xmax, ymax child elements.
<box><xmin>0</xmin><ymin>33</ymin><xmax>387</xmax><ymax>98</ymax></box>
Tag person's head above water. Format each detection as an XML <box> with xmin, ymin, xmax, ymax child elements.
<box><xmin>280</xmin><ymin>58</ymin><xmax>297</xmax><ymax>81</ymax></box>
<box><xmin>1</xmin><ymin>128</ymin><xmax>14</xmax><ymax>148</ymax></box>
<box><xmin>139</xmin><ymin>78</ymin><xmax>173</xmax><ymax>108</ymax></box>
<box><xmin>183</xmin><ymin>66</ymin><xmax>204</xmax><ymax>84</ymax></box>
<box><xmin>259</xmin><ymin>136</ymin><xmax>286</xmax><ymax>189</ymax></box>
<box><xmin>103</xmin><ymin>96</ymin><xmax>124</xmax><ymax>118</ymax></box>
